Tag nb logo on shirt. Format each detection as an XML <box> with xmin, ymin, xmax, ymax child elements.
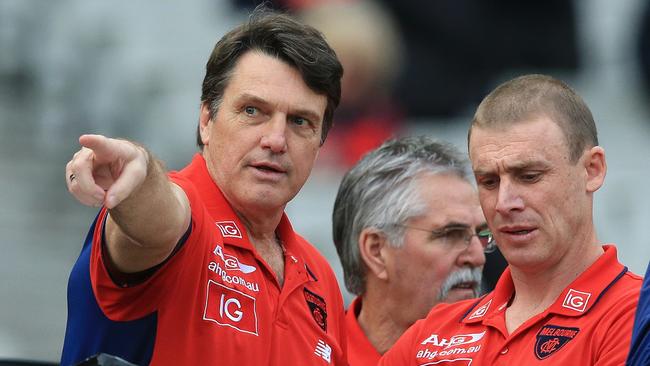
<box><xmin>314</xmin><ymin>339</ymin><xmax>332</xmax><ymax>363</ymax></box>
<box><xmin>203</xmin><ymin>280</ymin><xmax>258</xmax><ymax>336</ymax></box>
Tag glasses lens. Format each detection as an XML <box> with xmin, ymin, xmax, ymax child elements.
<box><xmin>440</xmin><ymin>228</ymin><xmax>468</xmax><ymax>246</ymax></box>
<box><xmin>477</xmin><ymin>229</ymin><xmax>496</xmax><ymax>252</ymax></box>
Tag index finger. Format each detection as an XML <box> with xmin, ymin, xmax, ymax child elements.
<box><xmin>79</xmin><ymin>134</ymin><xmax>123</xmax><ymax>164</ymax></box>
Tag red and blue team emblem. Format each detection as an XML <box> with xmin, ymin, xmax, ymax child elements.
<box><xmin>534</xmin><ymin>324</ymin><xmax>580</xmax><ymax>360</ymax></box>
<box><xmin>303</xmin><ymin>288</ymin><xmax>327</xmax><ymax>332</ymax></box>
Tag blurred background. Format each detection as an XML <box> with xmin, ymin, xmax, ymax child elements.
<box><xmin>2</xmin><ymin>0</ymin><xmax>650</xmax><ymax>362</ymax></box>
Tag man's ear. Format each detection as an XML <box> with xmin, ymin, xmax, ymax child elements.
<box><xmin>199</xmin><ymin>103</ymin><xmax>213</xmax><ymax>145</ymax></box>
<box><xmin>584</xmin><ymin>146</ymin><xmax>607</xmax><ymax>193</ymax></box>
<box><xmin>358</xmin><ymin>228</ymin><xmax>390</xmax><ymax>281</ymax></box>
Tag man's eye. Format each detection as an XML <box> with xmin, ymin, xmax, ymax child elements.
<box><xmin>244</xmin><ymin>106</ymin><xmax>258</xmax><ymax>116</ymax></box>
<box><xmin>292</xmin><ymin>116</ymin><xmax>307</xmax><ymax>126</ymax></box>
<box><xmin>441</xmin><ymin>229</ymin><xmax>467</xmax><ymax>241</ymax></box>
<box><xmin>478</xmin><ymin>177</ymin><xmax>498</xmax><ymax>189</ymax></box>
<box><xmin>520</xmin><ymin>173</ymin><xmax>541</xmax><ymax>182</ymax></box>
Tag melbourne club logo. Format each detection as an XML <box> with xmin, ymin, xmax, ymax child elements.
<box><xmin>304</xmin><ymin>288</ymin><xmax>327</xmax><ymax>332</ymax></box>
<box><xmin>534</xmin><ymin>324</ymin><xmax>579</xmax><ymax>360</ymax></box>
<box><xmin>562</xmin><ymin>289</ymin><xmax>591</xmax><ymax>313</ymax></box>
<box><xmin>216</xmin><ymin>220</ymin><xmax>243</xmax><ymax>238</ymax></box>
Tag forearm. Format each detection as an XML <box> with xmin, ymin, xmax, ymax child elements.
<box><xmin>106</xmin><ymin>146</ymin><xmax>190</xmax><ymax>273</ymax></box>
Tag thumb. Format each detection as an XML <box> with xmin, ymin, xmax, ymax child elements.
<box><xmin>104</xmin><ymin>157</ymin><xmax>148</xmax><ymax>209</ymax></box>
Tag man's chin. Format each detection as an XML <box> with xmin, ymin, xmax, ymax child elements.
<box><xmin>443</xmin><ymin>288</ymin><xmax>478</xmax><ymax>303</ymax></box>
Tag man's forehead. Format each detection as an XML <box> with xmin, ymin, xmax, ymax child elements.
<box><xmin>412</xmin><ymin>181</ymin><xmax>484</xmax><ymax>227</ymax></box>
<box><xmin>226</xmin><ymin>52</ymin><xmax>327</xmax><ymax>119</ymax></box>
<box><xmin>469</xmin><ymin>120</ymin><xmax>567</xmax><ymax>169</ymax></box>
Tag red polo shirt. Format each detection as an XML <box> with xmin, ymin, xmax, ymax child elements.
<box><xmin>346</xmin><ymin>297</ymin><xmax>382</xmax><ymax>366</ymax></box>
<box><xmin>90</xmin><ymin>154</ymin><xmax>347</xmax><ymax>365</ymax></box>
<box><xmin>380</xmin><ymin>245</ymin><xmax>641</xmax><ymax>366</ymax></box>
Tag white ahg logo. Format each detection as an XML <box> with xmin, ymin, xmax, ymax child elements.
<box><xmin>216</xmin><ymin>220</ymin><xmax>242</xmax><ymax>238</ymax></box>
<box><xmin>314</xmin><ymin>339</ymin><xmax>332</xmax><ymax>363</ymax></box>
<box><xmin>213</xmin><ymin>245</ymin><xmax>256</xmax><ymax>274</ymax></box>
<box><xmin>421</xmin><ymin>331</ymin><xmax>486</xmax><ymax>349</ymax></box>
<box><xmin>562</xmin><ymin>289</ymin><xmax>591</xmax><ymax>313</ymax></box>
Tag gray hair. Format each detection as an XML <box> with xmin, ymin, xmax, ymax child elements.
<box><xmin>332</xmin><ymin>136</ymin><xmax>470</xmax><ymax>295</ymax></box>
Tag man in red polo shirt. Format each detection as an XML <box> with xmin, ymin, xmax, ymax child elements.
<box><xmin>380</xmin><ymin>74</ymin><xmax>642</xmax><ymax>365</ymax></box>
<box><xmin>332</xmin><ymin>136</ymin><xmax>490</xmax><ymax>366</ymax></box>
<box><xmin>61</xmin><ymin>8</ymin><xmax>347</xmax><ymax>366</ymax></box>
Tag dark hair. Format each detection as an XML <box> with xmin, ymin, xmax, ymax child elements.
<box><xmin>197</xmin><ymin>7</ymin><xmax>343</xmax><ymax>147</ymax></box>
<box><xmin>469</xmin><ymin>74</ymin><xmax>598</xmax><ymax>163</ymax></box>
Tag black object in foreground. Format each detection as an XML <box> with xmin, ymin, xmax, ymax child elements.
<box><xmin>75</xmin><ymin>354</ymin><xmax>137</xmax><ymax>366</ymax></box>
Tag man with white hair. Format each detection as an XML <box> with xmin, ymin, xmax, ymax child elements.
<box><xmin>332</xmin><ymin>136</ymin><xmax>491</xmax><ymax>365</ymax></box>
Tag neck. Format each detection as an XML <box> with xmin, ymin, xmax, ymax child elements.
<box><xmin>236</xmin><ymin>208</ymin><xmax>283</xmax><ymax>242</ymax></box>
<box><xmin>505</xmin><ymin>242</ymin><xmax>603</xmax><ymax>332</ymax></box>
<box><xmin>358</xmin><ymin>287</ymin><xmax>414</xmax><ymax>354</ymax></box>
<box><xmin>202</xmin><ymin>150</ymin><xmax>285</xmax><ymax>239</ymax></box>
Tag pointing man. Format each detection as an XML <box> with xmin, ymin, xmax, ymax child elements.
<box><xmin>61</xmin><ymin>8</ymin><xmax>347</xmax><ymax>365</ymax></box>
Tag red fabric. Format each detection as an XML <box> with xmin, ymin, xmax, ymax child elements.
<box><xmin>345</xmin><ymin>297</ymin><xmax>382</xmax><ymax>366</ymax></box>
<box><xmin>380</xmin><ymin>245</ymin><xmax>641</xmax><ymax>366</ymax></box>
<box><xmin>90</xmin><ymin>154</ymin><xmax>347</xmax><ymax>365</ymax></box>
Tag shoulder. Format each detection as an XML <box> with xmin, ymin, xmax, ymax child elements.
<box><xmin>409</xmin><ymin>297</ymin><xmax>485</xmax><ymax>340</ymax></box>
<box><xmin>380</xmin><ymin>298</ymin><xmax>483</xmax><ymax>365</ymax></box>
<box><xmin>604</xmin><ymin>267</ymin><xmax>643</xmax><ymax>304</ymax></box>
<box><xmin>428</xmin><ymin>297</ymin><xmax>486</xmax><ymax>322</ymax></box>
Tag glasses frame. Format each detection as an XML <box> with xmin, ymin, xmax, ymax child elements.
<box><xmin>391</xmin><ymin>223</ymin><xmax>497</xmax><ymax>253</ymax></box>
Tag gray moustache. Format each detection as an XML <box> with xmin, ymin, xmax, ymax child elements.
<box><xmin>438</xmin><ymin>267</ymin><xmax>483</xmax><ymax>301</ymax></box>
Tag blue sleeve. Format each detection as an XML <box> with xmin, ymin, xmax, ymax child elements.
<box><xmin>627</xmin><ymin>262</ymin><xmax>650</xmax><ymax>366</ymax></box>
<box><xmin>60</xmin><ymin>213</ymin><xmax>157</xmax><ymax>366</ymax></box>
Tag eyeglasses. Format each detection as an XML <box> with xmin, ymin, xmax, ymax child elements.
<box><xmin>392</xmin><ymin>224</ymin><xmax>497</xmax><ymax>253</ymax></box>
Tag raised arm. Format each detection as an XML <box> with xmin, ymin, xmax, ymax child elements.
<box><xmin>66</xmin><ymin>134</ymin><xmax>191</xmax><ymax>273</ymax></box>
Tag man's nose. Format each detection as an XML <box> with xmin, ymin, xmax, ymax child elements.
<box><xmin>458</xmin><ymin>235</ymin><xmax>487</xmax><ymax>268</ymax></box>
<box><xmin>495</xmin><ymin>178</ymin><xmax>524</xmax><ymax>215</ymax></box>
<box><xmin>260</xmin><ymin>115</ymin><xmax>288</xmax><ymax>153</ymax></box>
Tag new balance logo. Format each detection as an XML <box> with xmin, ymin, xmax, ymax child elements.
<box><xmin>314</xmin><ymin>339</ymin><xmax>332</xmax><ymax>363</ymax></box>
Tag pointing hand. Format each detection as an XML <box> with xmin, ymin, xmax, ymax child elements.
<box><xmin>66</xmin><ymin>134</ymin><xmax>149</xmax><ymax>209</ymax></box>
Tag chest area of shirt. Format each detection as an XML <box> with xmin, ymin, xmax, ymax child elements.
<box><xmin>202</xmin><ymin>240</ymin><xmax>330</xmax><ymax>333</ymax></box>
<box><xmin>412</xmin><ymin>319</ymin><xmax>592</xmax><ymax>365</ymax></box>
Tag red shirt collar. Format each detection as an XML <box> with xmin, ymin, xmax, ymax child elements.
<box><xmin>462</xmin><ymin>245</ymin><xmax>627</xmax><ymax>324</ymax></box>
<box><xmin>346</xmin><ymin>297</ymin><xmax>382</xmax><ymax>364</ymax></box>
